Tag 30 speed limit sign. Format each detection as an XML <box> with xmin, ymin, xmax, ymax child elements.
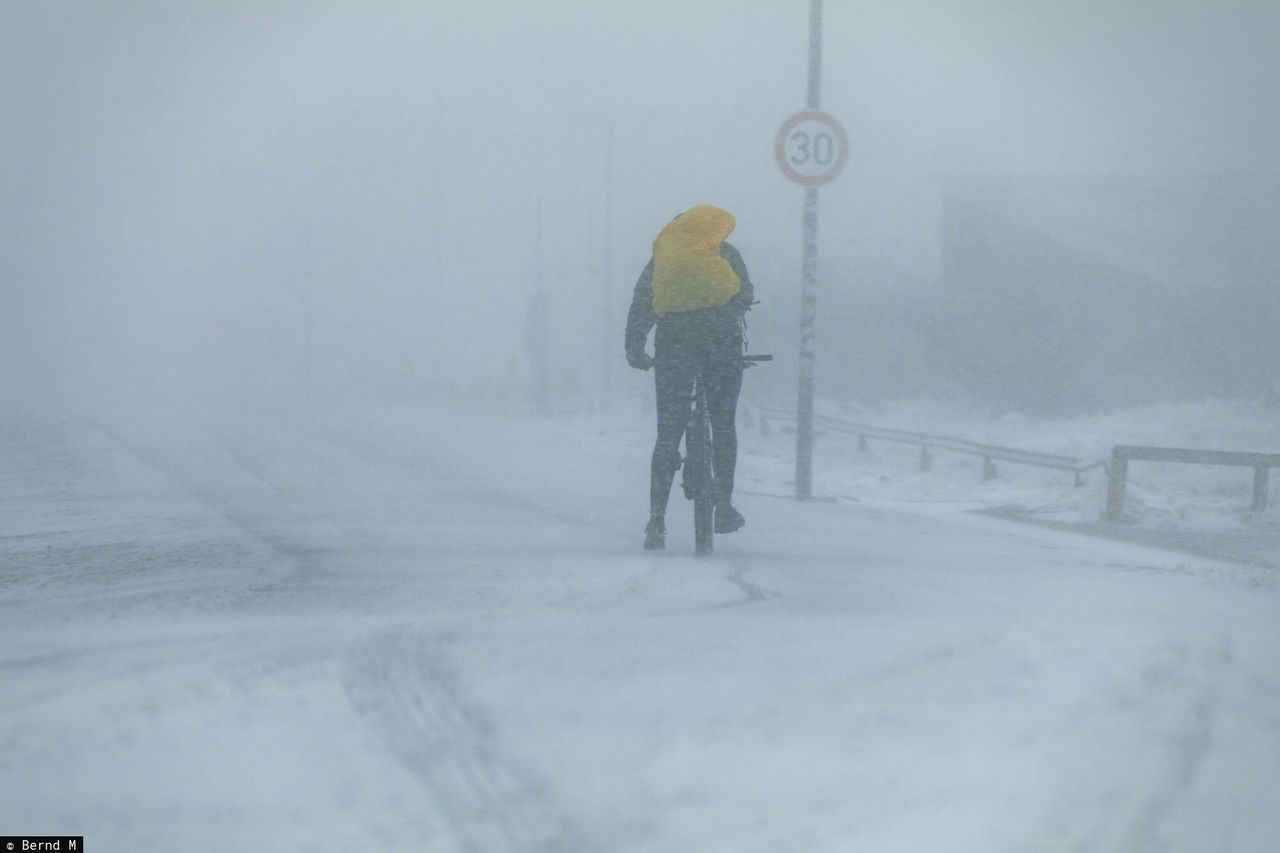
<box><xmin>775</xmin><ymin>110</ymin><xmax>849</xmax><ymax>186</ymax></box>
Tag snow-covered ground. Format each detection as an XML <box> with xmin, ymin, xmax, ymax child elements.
<box><xmin>3</xmin><ymin>399</ymin><xmax>1279</xmax><ymax>852</ymax></box>
<box><xmin>730</xmin><ymin>396</ymin><xmax>1280</xmax><ymax>536</ymax></box>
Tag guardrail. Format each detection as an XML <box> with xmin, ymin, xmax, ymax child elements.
<box><xmin>746</xmin><ymin>403</ymin><xmax>1106</xmax><ymax>485</ymax></box>
<box><xmin>1104</xmin><ymin>445</ymin><xmax>1280</xmax><ymax>522</ymax></box>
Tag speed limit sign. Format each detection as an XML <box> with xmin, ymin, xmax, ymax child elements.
<box><xmin>775</xmin><ymin>110</ymin><xmax>849</xmax><ymax>186</ymax></box>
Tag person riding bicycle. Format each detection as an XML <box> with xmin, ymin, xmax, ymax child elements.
<box><xmin>624</xmin><ymin>204</ymin><xmax>754</xmax><ymax>550</ymax></box>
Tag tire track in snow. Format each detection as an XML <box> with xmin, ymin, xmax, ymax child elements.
<box><xmin>697</xmin><ymin>561</ymin><xmax>771</xmax><ymax>610</ymax></box>
<box><xmin>342</xmin><ymin>630</ymin><xmax>584</xmax><ymax>853</ymax></box>
<box><xmin>1119</xmin><ymin>637</ymin><xmax>1228</xmax><ymax>853</ymax></box>
<box><xmin>723</xmin><ymin>564</ymin><xmax>768</xmax><ymax>604</ymax></box>
<box><xmin>1031</xmin><ymin>635</ymin><xmax>1231</xmax><ymax>853</ymax></box>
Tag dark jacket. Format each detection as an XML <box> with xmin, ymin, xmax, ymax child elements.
<box><xmin>624</xmin><ymin>240</ymin><xmax>754</xmax><ymax>361</ymax></box>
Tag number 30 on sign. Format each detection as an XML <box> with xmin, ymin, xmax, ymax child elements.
<box><xmin>775</xmin><ymin>110</ymin><xmax>849</xmax><ymax>187</ymax></box>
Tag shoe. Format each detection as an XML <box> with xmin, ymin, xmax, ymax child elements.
<box><xmin>644</xmin><ymin>517</ymin><xmax>666</xmax><ymax>550</ymax></box>
<box><xmin>714</xmin><ymin>504</ymin><xmax>745</xmax><ymax>534</ymax></box>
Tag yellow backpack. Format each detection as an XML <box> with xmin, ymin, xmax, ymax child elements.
<box><xmin>651</xmin><ymin>205</ymin><xmax>741</xmax><ymax>316</ymax></box>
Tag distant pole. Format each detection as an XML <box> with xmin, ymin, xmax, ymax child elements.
<box><xmin>601</xmin><ymin>120</ymin><xmax>615</xmax><ymax>398</ymax></box>
<box><xmin>528</xmin><ymin>200</ymin><xmax>551</xmax><ymax>413</ymax></box>
<box><xmin>302</xmin><ymin>223</ymin><xmax>315</xmax><ymax>408</ymax></box>
<box><xmin>795</xmin><ymin>0</ymin><xmax>823</xmax><ymax>500</ymax></box>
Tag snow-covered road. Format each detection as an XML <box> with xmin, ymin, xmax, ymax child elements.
<box><xmin>3</xmin><ymin>407</ymin><xmax>1278</xmax><ymax>852</ymax></box>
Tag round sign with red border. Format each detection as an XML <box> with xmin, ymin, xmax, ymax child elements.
<box><xmin>775</xmin><ymin>110</ymin><xmax>849</xmax><ymax>187</ymax></box>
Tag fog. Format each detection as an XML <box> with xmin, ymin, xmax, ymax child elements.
<box><xmin>6</xmin><ymin>0</ymin><xmax>1280</xmax><ymax>416</ymax></box>
<box><xmin>8</xmin><ymin>6</ymin><xmax>1280</xmax><ymax>847</ymax></box>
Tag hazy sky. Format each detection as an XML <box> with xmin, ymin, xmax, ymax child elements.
<box><xmin>4</xmin><ymin>1</ymin><xmax>1279</xmax><ymax>409</ymax></box>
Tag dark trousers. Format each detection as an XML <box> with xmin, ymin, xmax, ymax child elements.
<box><xmin>650</xmin><ymin>309</ymin><xmax>743</xmax><ymax>518</ymax></box>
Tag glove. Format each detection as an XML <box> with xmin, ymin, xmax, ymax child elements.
<box><xmin>627</xmin><ymin>351</ymin><xmax>655</xmax><ymax>371</ymax></box>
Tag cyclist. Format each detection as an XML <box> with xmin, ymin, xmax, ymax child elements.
<box><xmin>624</xmin><ymin>204</ymin><xmax>755</xmax><ymax>550</ymax></box>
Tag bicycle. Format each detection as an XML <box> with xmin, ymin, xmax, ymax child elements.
<box><xmin>681</xmin><ymin>353</ymin><xmax>772</xmax><ymax>556</ymax></box>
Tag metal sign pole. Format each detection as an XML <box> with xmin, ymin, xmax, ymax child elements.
<box><xmin>775</xmin><ymin>1</ymin><xmax>844</xmax><ymax>500</ymax></box>
<box><xmin>795</xmin><ymin>0</ymin><xmax>822</xmax><ymax>500</ymax></box>
<box><xmin>807</xmin><ymin>0</ymin><xmax>823</xmax><ymax>108</ymax></box>
<box><xmin>796</xmin><ymin>187</ymin><xmax>818</xmax><ymax>500</ymax></box>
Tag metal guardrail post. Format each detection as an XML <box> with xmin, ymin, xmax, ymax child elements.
<box><xmin>919</xmin><ymin>446</ymin><xmax>932</xmax><ymax>472</ymax></box>
<box><xmin>1104</xmin><ymin>452</ymin><xmax>1128</xmax><ymax>522</ymax></box>
<box><xmin>982</xmin><ymin>456</ymin><xmax>996</xmax><ymax>481</ymax></box>
<box><xmin>1103</xmin><ymin>444</ymin><xmax>1280</xmax><ymax>521</ymax></box>
<box><xmin>1253</xmin><ymin>466</ymin><xmax>1270</xmax><ymax>514</ymax></box>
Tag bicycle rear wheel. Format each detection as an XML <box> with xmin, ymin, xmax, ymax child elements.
<box><xmin>691</xmin><ymin>382</ymin><xmax>715</xmax><ymax>556</ymax></box>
